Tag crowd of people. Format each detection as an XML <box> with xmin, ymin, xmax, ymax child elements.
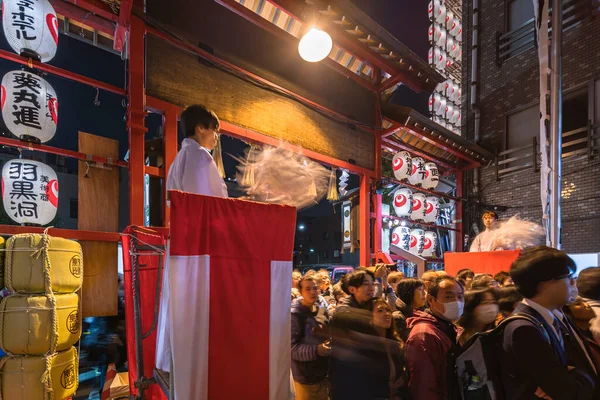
<box><xmin>290</xmin><ymin>247</ymin><xmax>600</xmax><ymax>400</ymax></box>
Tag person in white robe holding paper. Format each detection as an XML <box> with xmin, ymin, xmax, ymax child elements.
<box><xmin>155</xmin><ymin>105</ymin><xmax>227</xmax><ymax>387</ymax></box>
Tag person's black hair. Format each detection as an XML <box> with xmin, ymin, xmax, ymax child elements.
<box><xmin>494</xmin><ymin>271</ymin><xmax>511</xmax><ymax>286</ymax></box>
<box><xmin>395</xmin><ymin>278</ymin><xmax>425</xmax><ymax>314</ymax></box>
<box><xmin>497</xmin><ymin>286</ymin><xmax>524</xmax><ymax>314</ymax></box>
<box><xmin>341</xmin><ymin>269</ymin><xmax>375</xmax><ymax>295</ymax></box>
<box><xmin>482</xmin><ymin>211</ymin><xmax>498</xmax><ymax>220</ymax></box>
<box><xmin>471</xmin><ymin>274</ymin><xmax>494</xmax><ymax>290</ymax></box>
<box><xmin>457</xmin><ymin>288</ymin><xmax>499</xmax><ymax>331</ymax></box>
<box><xmin>428</xmin><ymin>275</ymin><xmax>461</xmax><ymax>299</ymax></box>
<box><xmin>577</xmin><ymin>267</ymin><xmax>600</xmax><ymax>301</ymax></box>
<box><xmin>510</xmin><ymin>246</ymin><xmax>576</xmax><ymax>298</ymax></box>
<box><xmin>180</xmin><ymin>104</ymin><xmax>220</xmax><ymax>138</ymax></box>
<box><xmin>457</xmin><ymin>269</ymin><xmax>475</xmax><ymax>281</ymax></box>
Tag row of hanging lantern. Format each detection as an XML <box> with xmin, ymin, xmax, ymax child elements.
<box><xmin>430</xmin><ymin>79</ymin><xmax>461</xmax><ymax>133</ymax></box>
<box><xmin>428</xmin><ymin>0</ymin><xmax>462</xmax><ymax>74</ymax></box>
<box><xmin>392</xmin><ymin>226</ymin><xmax>438</xmax><ymax>258</ymax></box>
<box><xmin>1</xmin><ymin>0</ymin><xmax>60</xmax><ymax>226</ymax></box>
<box><xmin>392</xmin><ymin>188</ymin><xmax>440</xmax><ymax>224</ymax></box>
<box><xmin>392</xmin><ymin>151</ymin><xmax>440</xmax><ymax>190</ymax></box>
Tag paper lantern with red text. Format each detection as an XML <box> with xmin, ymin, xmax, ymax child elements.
<box><xmin>409</xmin><ymin>228</ymin><xmax>425</xmax><ymax>255</ymax></box>
<box><xmin>391</xmin><ymin>226</ymin><xmax>411</xmax><ymax>252</ymax></box>
<box><xmin>422</xmin><ymin>231</ymin><xmax>438</xmax><ymax>258</ymax></box>
<box><xmin>393</xmin><ymin>188</ymin><xmax>413</xmax><ymax>217</ymax></box>
<box><xmin>410</xmin><ymin>192</ymin><xmax>427</xmax><ymax>221</ymax></box>
<box><xmin>424</xmin><ymin>196</ymin><xmax>440</xmax><ymax>223</ymax></box>
<box><xmin>392</xmin><ymin>151</ymin><xmax>413</xmax><ymax>181</ymax></box>
<box><xmin>2</xmin><ymin>159</ymin><xmax>58</xmax><ymax>225</ymax></box>
<box><xmin>1</xmin><ymin>70</ymin><xmax>58</xmax><ymax>143</ymax></box>
<box><xmin>2</xmin><ymin>0</ymin><xmax>58</xmax><ymax>62</ymax></box>
<box><xmin>408</xmin><ymin>157</ymin><xmax>426</xmax><ymax>186</ymax></box>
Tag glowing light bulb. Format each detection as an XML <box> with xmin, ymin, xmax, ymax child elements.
<box><xmin>298</xmin><ymin>28</ymin><xmax>333</xmax><ymax>62</ymax></box>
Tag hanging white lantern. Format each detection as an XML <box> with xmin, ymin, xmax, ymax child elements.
<box><xmin>450</xmin><ymin>108</ymin><xmax>461</xmax><ymax>125</ymax></box>
<box><xmin>410</xmin><ymin>193</ymin><xmax>427</xmax><ymax>221</ymax></box>
<box><xmin>457</xmin><ymin>88</ymin><xmax>462</xmax><ymax>102</ymax></box>
<box><xmin>436</xmin><ymin>3</ymin><xmax>446</xmax><ymax>24</ymax></box>
<box><xmin>436</xmin><ymin>97</ymin><xmax>447</xmax><ymax>117</ymax></box>
<box><xmin>452</xmin><ymin>83</ymin><xmax>460</xmax><ymax>102</ymax></box>
<box><xmin>392</xmin><ymin>226</ymin><xmax>411</xmax><ymax>252</ymax></box>
<box><xmin>457</xmin><ymin>22</ymin><xmax>463</xmax><ymax>41</ymax></box>
<box><xmin>1</xmin><ymin>70</ymin><xmax>58</xmax><ymax>143</ymax></box>
<box><xmin>446</xmin><ymin>10</ymin><xmax>454</xmax><ymax>28</ymax></box>
<box><xmin>436</xmin><ymin>51</ymin><xmax>447</xmax><ymax>70</ymax></box>
<box><xmin>436</xmin><ymin>28</ymin><xmax>447</xmax><ymax>47</ymax></box>
<box><xmin>428</xmin><ymin>24</ymin><xmax>434</xmax><ymax>42</ymax></box>
<box><xmin>428</xmin><ymin>47</ymin><xmax>434</xmax><ymax>65</ymax></box>
<box><xmin>409</xmin><ymin>157</ymin><xmax>426</xmax><ymax>186</ymax></box>
<box><xmin>393</xmin><ymin>187</ymin><xmax>413</xmax><ymax>217</ymax></box>
<box><xmin>424</xmin><ymin>196</ymin><xmax>440</xmax><ymax>223</ymax></box>
<box><xmin>409</xmin><ymin>228</ymin><xmax>425</xmax><ymax>256</ymax></box>
<box><xmin>2</xmin><ymin>159</ymin><xmax>58</xmax><ymax>225</ymax></box>
<box><xmin>449</xmin><ymin>17</ymin><xmax>459</xmax><ymax>36</ymax></box>
<box><xmin>445</xmin><ymin>104</ymin><xmax>454</xmax><ymax>122</ymax></box>
<box><xmin>428</xmin><ymin>0</ymin><xmax>438</xmax><ymax>20</ymax></box>
<box><xmin>422</xmin><ymin>231</ymin><xmax>438</xmax><ymax>258</ymax></box>
<box><xmin>422</xmin><ymin>163</ymin><xmax>440</xmax><ymax>190</ymax></box>
<box><xmin>392</xmin><ymin>151</ymin><xmax>413</xmax><ymax>181</ymax></box>
<box><xmin>2</xmin><ymin>0</ymin><xmax>58</xmax><ymax>63</ymax></box>
<box><xmin>446</xmin><ymin>37</ymin><xmax>455</xmax><ymax>58</ymax></box>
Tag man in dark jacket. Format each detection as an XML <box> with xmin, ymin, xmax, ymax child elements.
<box><xmin>291</xmin><ymin>276</ymin><xmax>330</xmax><ymax>400</ymax></box>
<box><xmin>503</xmin><ymin>246</ymin><xmax>596</xmax><ymax>400</ymax></box>
<box><xmin>405</xmin><ymin>275</ymin><xmax>464</xmax><ymax>400</ymax></box>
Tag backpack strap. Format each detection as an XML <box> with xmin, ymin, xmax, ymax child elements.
<box><xmin>499</xmin><ymin>313</ymin><xmax>551</xmax><ymax>344</ymax></box>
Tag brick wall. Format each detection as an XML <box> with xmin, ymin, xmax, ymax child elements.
<box><xmin>461</xmin><ymin>1</ymin><xmax>600</xmax><ymax>253</ymax></box>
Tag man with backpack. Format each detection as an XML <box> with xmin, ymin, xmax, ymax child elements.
<box><xmin>502</xmin><ymin>246</ymin><xmax>596</xmax><ymax>399</ymax></box>
<box><xmin>405</xmin><ymin>275</ymin><xmax>464</xmax><ymax>399</ymax></box>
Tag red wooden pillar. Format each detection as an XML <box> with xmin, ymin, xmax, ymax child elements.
<box><xmin>359</xmin><ymin>174</ymin><xmax>371</xmax><ymax>267</ymax></box>
<box><xmin>128</xmin><ymin>16</ymin><xmax>147</xmax><ymax>226</ymax></box>
<box><xmin>163</xmin><ymin>108</ymin><xmax>179</xmax><ymax>226</ymax></box>
<box><xmin>455</xmin><ymin>170</ymin><xmax>464</xmax><ymax>252</ymax></box>
<box><xmin>372</xmin><ymin>67</ymin><xmax>383</xmax><ymax>255</ymax></box>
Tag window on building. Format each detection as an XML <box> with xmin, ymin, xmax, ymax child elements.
<box><xmin>70</xmin><ymin>199</ymin><xmax>78</xmax><ymax>219</ymax></box>
<box><xmin>334</xmin><ymin>250</ymin><xmax>340</xmax><ymax>258</ymax></box>
<box><xmin>562</xmin><ymin>88</ymin><xmax>589</xmax><ymax>157</ymax></box>
<box><xmin>506</xmin><ymin>104</ymin><xmax>539</xmax><ymax>150</ymax></box>
<box><xmin>507</xmin><ymin>0</ymin><xmax>534</xmax><ymax>31</ymax></box>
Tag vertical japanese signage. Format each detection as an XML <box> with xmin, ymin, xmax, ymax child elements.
<box><xmin>342</xmin><ymin>200</ymin><xmax>351</xmax><ymax>249</ymax></box>
<box><xmin>1</xmin><ymin>70</ymin><xmax>58</xmax><ymax>143</ymax></box>
<box><xmin>2</xmin><ymin>0</ymin><xmax>59</xmax><ymax>62</ymax></box>
<box><xmin>2</xmin><ymin>159</ymin><xmax>59</xmax><ymax>225</ymax></box>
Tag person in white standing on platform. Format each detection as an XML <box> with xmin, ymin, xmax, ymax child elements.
<box><xmin>469</xmin><ymin>211</ymin><xmax>499</xmax><ymax>252</ymax></box>
<box><xmin>155</xmin><ymin>105</ymin><xmax>228</xmax><ymax>396</ymax></box>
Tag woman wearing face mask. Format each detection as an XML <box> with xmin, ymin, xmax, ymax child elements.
<box><xmin>457</xmin><ymin>288</ymin><xmax>499</xmax><ymax>346</ymax></box>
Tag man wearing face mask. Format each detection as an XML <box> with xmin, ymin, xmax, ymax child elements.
<box><xmin>405</xmin><ymin>276</ymin><xmax>464</xmax><ymax>400</ymax></box>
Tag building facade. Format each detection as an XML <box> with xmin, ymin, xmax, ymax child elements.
<box><xmin>461</xmin><ymin>0</ymin><xmax>600</xmax><ymax>253</ymax></box>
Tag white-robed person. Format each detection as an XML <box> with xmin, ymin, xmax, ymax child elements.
<box><xmin>155</xmin><ymin>105</ymin><xmax>227</xmax><ymax>388</ymax></box>
<box><xmin>469</xmin><ymin>211</ymin><xmax>499</xmax><ymax>252</ymax></box>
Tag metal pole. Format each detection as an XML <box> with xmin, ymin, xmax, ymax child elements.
<box><xmin>550</xmin><ymin>0</ymin><xmax>563</xmax><ymax>248</ymax></box>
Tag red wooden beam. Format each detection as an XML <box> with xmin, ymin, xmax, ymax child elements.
<box><xmin>404</xmin><ymin>123</ymin><xmax>478</xmax><ymax>164</ymax></box>
<box><xmin>378</xmin><ymin>74</ymin><xmax>404</xmax><ymax>93</ymax></box>
<box><xmin>215</xmin><ymin>0</ymin><xmax>376</xmax><ymax>93</ymax></box>
<box><xmin>381</xmin><ymin>125</ymin><xmax>403</xmax><ymax>139</ymax></box>
<box><xmin>146</xmin><ymin>26</ymin><xmax>376</xmax><ymax>135</ymax></box>
<box><xmin>455</xmin><ymin>171</ymin><xmax>464</xmax><ymax>252</ymax></box>
<box><xmin>0</xmin><ymin>226</ymin><xmax>121</xmax><ymax>242</ymax></box>
<box><xmin>0</xmin><ymin>136</ymin><xmax>128</xmax><ymax>168</ymax></box>
<box><xmin>144</xmin><ymin>166</ymin><xmax>164</xmax><ymax>178</ymax></box>
<box><xmin>114</xmin><ymin>0</ymin><xmax>133</xmax><ymax>52</ymax></box>
<box><xmin>50</xmin><ymin>0</ymin><xmax>116</xmax><ymax>38</ymax></box>
<box><xmin>0</xmin><ymin>49</ymin><xmax>126</xmax><ymax>96</ymax></box>
<box><xmin>381</xmin><ymin>137</ymin><xmax>456</xmax><ymax>171</ymax></box>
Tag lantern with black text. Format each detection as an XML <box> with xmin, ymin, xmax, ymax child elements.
<box><xmin>422</xmin><ymin>162</ymin><xmax>440</xmax><ymax>190</ymax></box>
<box><xmin>1</xmin><ymin>70</ymin><xmax>58</xmax><ymax>143</ymax></box>
<box><xmin>391</xmin><ymin>226</ymin><xmax>411</xmax><ymax>252</ymax></box>
<box><xmin>2</xmin><ymin>159</ymin><xmax>58</xmax><ymax>225</ymax></box>
<box><xmin>392</xmin><ymin>151</ymin><xmax>413</xmax><ymax>181</ymax></box>
<box><xmin>424</xmin><ymin>196</ymin><xmax>440</xmax><ymax>223</ymax></box>
<box><xmin>393</xmin><ymin>188</ymin><xmax>413</xmax><ymax>217</ymax></box>
<box><xmin>422</xmin><ymin>231</ymin><xmax>438</xmax><ymax>258</ymax></box>
<box><xmin>409</xmin><ymin>228</ymin><xmax>425</xmax><ymax>256</ymax></box>
<box><xmin>2</xmin><ymin>0</ymin><xmax>58</xmax><ymax>62</ymax></box>
<box><xmin>408</xmin><ymin>157</ymin><xmax>426</xmax><ymax>186</ymax></box>
<box><xmin>410</xmin><ymin>192</ymin><xmax>427</xmax><ymax>221</ymax></box>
